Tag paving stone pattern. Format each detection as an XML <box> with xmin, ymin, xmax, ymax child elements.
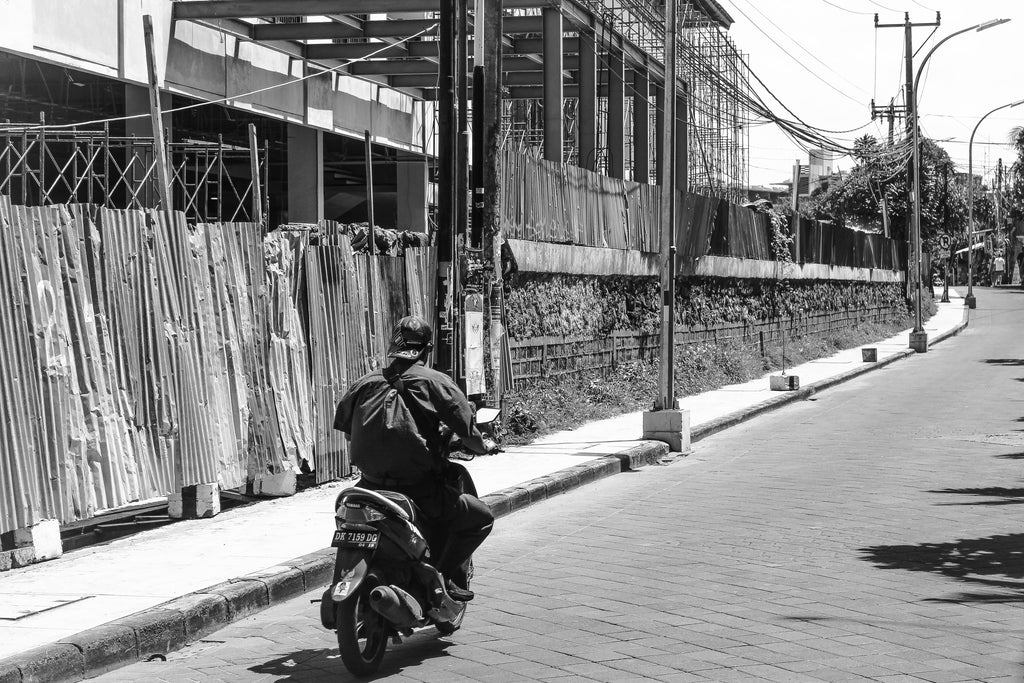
<box><xmin>96</xmin><ymin>291</ymin><xmax>1024</xmax><ymax>682</ymax></box>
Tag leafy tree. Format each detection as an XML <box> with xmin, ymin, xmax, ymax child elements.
<box><xmin>802</xmin><ymin>135</ymin><xmax>986</xmax><ymax>250</ymax></box>
<box><xmin>1006</xmin><ymin>126</ymin><xmax>1024</xmax><ymax>222</ymax></box>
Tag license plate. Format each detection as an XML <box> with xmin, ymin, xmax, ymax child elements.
<box><xmin>332</xmin><ymin>529</ymin><xmax>380</xmax><ymax>549</ymax></box>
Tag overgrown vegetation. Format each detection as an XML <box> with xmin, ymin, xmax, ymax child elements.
<box><xmin>504</xmin><ymin>314</ymin><xmax>916</xmax><ymax>444</ymax></box>
<box><xmin>505</xmin><ymin>274</ymin><xmax>907</xmax><ymax>339</ymax></box>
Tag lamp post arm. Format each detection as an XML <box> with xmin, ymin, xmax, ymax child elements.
<box><xmin>912</xmin><ymin>25</ymin><xmax>978</xmax><ymax>96</ymax></box>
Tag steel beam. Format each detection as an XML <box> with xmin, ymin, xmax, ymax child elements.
<box><xmin>577</xmin><ymin>28</ymin><xmax>596</xmax><ymax>171</ymax></box>
<box><xmin>173</xmin><ymin>0</ymin><xmax>546</xmax><ymax>19</ymax></box>
<box><xmin>542</xmin><ymin>7</ymin><xmax>563</xmax><ymax>163</ymax></box>
<box><xmin>632</xmin><ymin>66</ymin><xmax>650</xmax><ymax>183</ymax></box>
<box><xmin>606</xmin><ymin>47</ymin><xmax>625</xmax><ymax>178</ymax></box>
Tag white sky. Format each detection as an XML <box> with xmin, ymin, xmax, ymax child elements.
<box><xmin>721</xmin><ymin>0</ymin><xmax>1024</xmax><ymax>186</ymax></box>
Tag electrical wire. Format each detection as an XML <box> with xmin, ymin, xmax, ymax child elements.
<box><xmin>818</xmin><ymin>0</ymin><xmax>874</xmax><ymax>16</ymax></box>
<box><xmin>720</xmin><ymin>0</ymin><xmax>866</xmax><ymax>106</ymax></box>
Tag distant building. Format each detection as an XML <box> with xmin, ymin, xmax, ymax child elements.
<box><xmin>744</xmin><ymin>184</ymin><xmax>789</xmax><ymax>202</ymax></box>
<box><xmin>809</xmin><ymin>149</ymin><xmax>835</xmax><ymax>192</ymax></box>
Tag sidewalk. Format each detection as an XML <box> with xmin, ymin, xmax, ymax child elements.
<box><xmin>0</xmin><ymin>293</ymin><xmax>969</xmax><ymax>682</ymax></box>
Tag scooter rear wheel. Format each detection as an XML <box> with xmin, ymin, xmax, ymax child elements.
<box><xmin>336</xmin><ymin>575</ymin><xmax>389</xmax><ymax>676</ymax></box>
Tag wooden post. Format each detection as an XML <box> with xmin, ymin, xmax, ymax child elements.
<box><xmin>142</xmin><ymin>14</ymin><xmax>172</xmax><ymax>211</ymax></box>
<box><xmin>247</xmin><ymin>124</ymin><xmax>263</xmax><ymax>227</ymax></box>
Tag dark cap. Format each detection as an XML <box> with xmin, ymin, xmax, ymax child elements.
<box><xmin>387</xmin><ymin>315</ymin><xmax>433</xmax><ymax>360</ymax></box>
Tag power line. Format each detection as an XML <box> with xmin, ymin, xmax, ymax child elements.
<box><xmin>721</xmin><ymin>0</ymin><xmax>865</xmax><ymax>106</ymax></box>
<box><xmin>726</xmin><ymin>0</ymin><xmax>869</xmax><ymax>98</ymax></box>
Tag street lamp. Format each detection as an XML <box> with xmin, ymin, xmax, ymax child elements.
<box><xmin>909</xmin><ymin>17</ymin><xmax>1010</xmax><ymax>351</ymax></box>
<box><xmin>966</xmin><ymin>97</ymin><xmax>1024</xmax><ymax>308</ymax></box>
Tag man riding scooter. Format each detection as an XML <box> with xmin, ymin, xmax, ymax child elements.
<box><xmin>334</xmin><ymin>315</ymin><xmax>497</xmax><ymax>602</ymax></box>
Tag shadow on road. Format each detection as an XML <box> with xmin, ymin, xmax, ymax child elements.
<box><xmin>996</xmin><ymin>451</ymin><xmax>1024</xmax><ymax>459</ymax></box>
<box><xmin>859</xmin><ymin>533</ymin><xmax>1024</xmax><ymax>604</ymax></box>
<box><xmin>983</xmin><ymin>358</ymin><xmax>1024</xmax><ymax>365</ymax></box>
<box><xmin>248</xmin><ymin>635</ymin><xmax>454</xmax><ymax>681</ymax></box>
<box><xmin>927</xmin><ymin>486</ymin><xmax>1024</xmax><ymax>506</ymax></box>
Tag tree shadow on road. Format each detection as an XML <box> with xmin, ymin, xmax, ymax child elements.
<box><xmin>859</xmin><ymin>533</ymin><xmax>1024</xmax><ymax>604</ymax></box>
<box><xmin>248</xmin><ymin>635</ymin><xmax>454</xmax><ymax>681</ymax></box>
<box><xmin>983</xmin><ymin>358</ymin><xmax>1024</xmax><ymax>365</ymax></box>
<box><xmin>927</xmin><ymin>486</ymin><xmax>1024</xmax><ymax>505</ymax></box>
<box><xmin>996</xmin><ymin>451</ymin><xmax>1024</xmax><ymax>459</ymax></box>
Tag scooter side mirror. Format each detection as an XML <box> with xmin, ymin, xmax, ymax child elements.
<box><xmin>475</xmin><ymin>407</ymin><xmax>500</xmax><ymax>427</ymax></box>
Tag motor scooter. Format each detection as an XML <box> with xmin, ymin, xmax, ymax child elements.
<box><xmin>319</xmin><ymin>410</ymin><xmax>497</xmax><ymax>676</ymax></box>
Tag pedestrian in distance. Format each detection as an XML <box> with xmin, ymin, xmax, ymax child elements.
<box><xmin>992</xmin><ymin>254</ymin><xmax>1005</xmax><ymax>287</ymax></box>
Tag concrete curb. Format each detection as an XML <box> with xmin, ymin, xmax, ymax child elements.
<box><xmin>0</xmin><ymin>441</ymin><xmax>670</xmax><ymax>683</ymax></box>
<box><xmin>692</xmin><ymin>305</ymin><xmax>969</xmax><ymax>443</ymax></box>
<box><xmin>0</xmin><ymin>310</ymin><xmax>967</xmax><ymax>682</ymax></box>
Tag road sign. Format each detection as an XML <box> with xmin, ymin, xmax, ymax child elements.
<box><xmin>937</xmin><ymin>234</ymin><xmax>952</xmax><ymax>250</ymax></box>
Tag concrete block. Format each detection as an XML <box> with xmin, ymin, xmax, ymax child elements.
<box><xmin>770</xmin><ymin>374</ymin><xmax>800</xmax><ymax>391</ymax></box>
<box><xmin>162</xmin><ymin>593</ymin><xmax>230</xmax><ymax>642</ymax></box>
<box><xmin>524</xmin><ymin>480</ymin><xmax>548</xmax><ymax>503</ymax></box>
<box><xmin>0</xmin><ymin>550</ymin><xmax>12</xmax><ymax>573</ymax></box>
<box><xmin>542</xmin><ymin>475</ymin><xmax>565</xmax><ymax>497</ymax></box>
<box><xmin>8</xmin><ymin>643</ymin><xmax>83</xmax><ymax>683</ymax></box>
<box><xmin>642</xmin><ymin>409</ymin><xmax>691</xmax><ymax>453</ymax></box>
<box><xmin>9</xmin><ymin>548</ymin><xmax>35</xmax><ymax>569</ymax></box>
<box><xmin>481</xmin><ymin>493</ymin><xmax>511</xmax><ymax>519</ymax></box>
<box><xmin>169</xmin><ymin>483</ymin><xmax>220</xmax><ymax>520</ymax></box>
<box><xmin>60</xmin><ymin>623</ymin><xmax>137</xmax><ymax>678</ymax></box>
<box><xmin>111</xmin><ymin>609</ymin><xmax>187</xmax><ymax>661</ymax></box>
<box><xmin>11</xmin><ymin>520</ymin><xmax>62</xmax><ymax>562</ymax></box>
<box><xmin>505</xmin><ymin>487</ymin><xmax>532</xmax><ymax>511</ymax></box>
<box><xmin>291</xmin><ymin>550</ymin><xmax>334</xmax><ymax>590</ymax></box>
<box><xmin>245</xmin><ymin>566</ymin><xmax>306</xmax><ymax>604</ymax></box>
<box><xmin>861</xmin><ymin>348</ymin><xmax>878</xmax><ymax>362</ymax></box>
<box><xmin>252</xmin><ymin>465</ymin><xmax>298</xmax><ymax>497</ymax></box>
<box><xmin>0</xmin><ymin>661</ymin><xmax>19</xmax><ymax>683</ymax></box>
<box><xmin>204</xmin><ymin>580</ymin><xmax>269</xmax><ymax>622</ymax></box>
<box><xmin>909</xmin><ymin>330</ymin><xmax>928</xmax><ymax>353</ymax></box>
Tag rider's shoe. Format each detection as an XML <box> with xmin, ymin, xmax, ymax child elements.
<box><xmin>446</xmin><ymin>581</ymin><xmax>475</xmax><ymax>602</ymax></box>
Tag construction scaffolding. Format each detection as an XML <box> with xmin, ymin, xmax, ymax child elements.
<box><xmin>498</xmin><ymin>0</ymin><xmax>749</xmax><ymax>202</ymax></box>
<box><xmin>0</xmin><ymin>125</ymin><xmax>267</xmax><ymax>223</ymax></box>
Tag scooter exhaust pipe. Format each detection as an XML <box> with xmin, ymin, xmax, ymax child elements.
<box><xmin>369</xmin><ymin>585</ymin><xmax>423</xmax><ymax>629</ymax></box>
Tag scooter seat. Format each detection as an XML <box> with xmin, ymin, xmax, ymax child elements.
<box><xmin>375</xmin><ymin>490</ymin><xmax>420</xmax><ymax>522</ymax></box>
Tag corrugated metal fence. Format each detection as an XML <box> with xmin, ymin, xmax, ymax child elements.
<box><xmin>501</xmin><ymin>151</ymin><xmax>901</xmax><ymax>270</ymax></box>
<box><xmin>0</xmin><ymin>199</ymin><xmax>433</xmax><ymax>534</ymax></box>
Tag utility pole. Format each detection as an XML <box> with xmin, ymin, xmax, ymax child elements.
<box><xmin>869</xmin><ymin>99</ymin><xmax>906</xmax><ymax>147</ymax></box>
<box><xmin>997</xmin><ymin>157</ymin><xmax>1003</xmax><ymax>234</ymax></box>
<box><xmin>875</xmin><ymin>11</ymin><xmax>940</xmax><ymax>324</ymax></box>
<box><xmin>435</xmin><ymin>0</ymin><xmax>458</xmax><ymax>380</ymax></box>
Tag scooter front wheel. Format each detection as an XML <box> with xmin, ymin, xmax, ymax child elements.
<box><xmin>336</xmin><ymin>575</ymin><xmax>389</xmax><ymax>676</ymax></box>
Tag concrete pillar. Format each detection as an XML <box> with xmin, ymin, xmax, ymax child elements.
<box><xmin>542</xmin><ymin>7</ymin><xmax>563</xmax><ymax>163</ymax></box>
<box><xmin>607</xmin><ymin>47</ymin><xmax>625</xmax><ymax>179</ymax></box>
<box><xmin>396</xmin><ymin>160</ymin><xmax>428</xmax><ymax>231</ymax></box>
<box><xmin>124</xmin><ymin>83</ymin><xmax>172</xmax><ymax>138</ymax></box>
<box><xmin>287</xmin><ymin>123</ymin><xmax>324</xmax><ymax>223</ymax></box>
<box><xmin>577</xmin><ymin>29</ymin><xmax>597</xmax><ymax>171</ymax></box>
<box><xmin>124</xmin><ymin>84</ymin><xmax>172</xmax><ymax>208</ymax></box>
<box><xmin>632</xmin><ymin>66</ymin><xmax>650</xmax><ymax>183</ymax></box>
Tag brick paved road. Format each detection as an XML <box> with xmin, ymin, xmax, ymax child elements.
<box><xmin>99</xmin><ymin>290</ymin><xmax>1024</xmax><ymax>682</ymax></box>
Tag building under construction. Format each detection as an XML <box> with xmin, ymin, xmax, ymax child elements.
<box><xmin>0</xmin><ymin>0</ymin><xmax>748</xmax><ymax>225</ymax></box>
